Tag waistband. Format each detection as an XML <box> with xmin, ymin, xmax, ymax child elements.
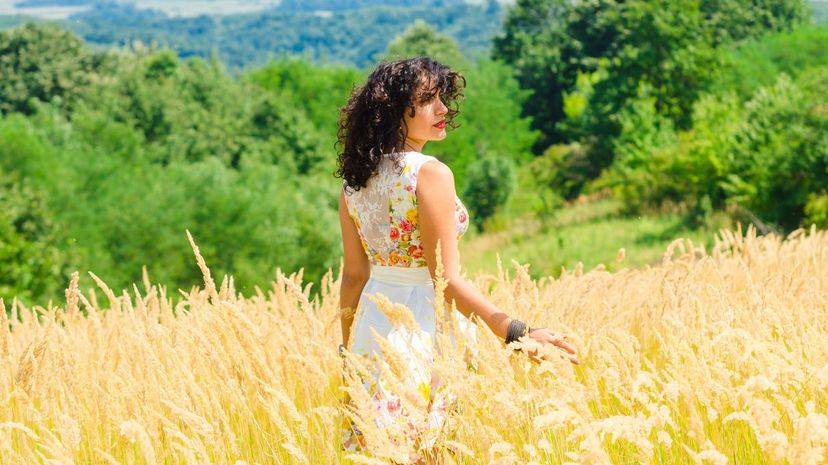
<box><xmin>370</xmin><ymin>265</ymin><xmax>434</xmax><ymax>285</ymax></box>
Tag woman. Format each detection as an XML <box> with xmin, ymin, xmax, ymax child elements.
<box><xmin>335</xmin><ymin>56</ymin><xmax>578</xmax><ymax>464</ymax></box>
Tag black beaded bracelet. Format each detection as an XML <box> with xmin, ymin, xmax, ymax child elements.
<box><xmin>505</xmin><ymin>319</ymin><xmax>530</xmax><ymax>344</ymax></box>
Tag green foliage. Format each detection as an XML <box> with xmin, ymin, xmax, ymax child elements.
<box><xmin>65</xmin><ymin>1</ymin><xmax>505</xmax><ymax>69</ymax></box>
<box><xmin>500</xmin><ymin>159</ymin><xmax>563</xmax><ymax>223</ymax></box>
<box><xmin>0</xmin><ymin>22</ymin><xmax>110</xmax><ymax>115</ymax></box>
<box><xmin>713</xmin><ymin>23</ymin><xmax>828</xmax><ymax>98</ymax></box>
<box><xmin>81</xmin><ymin>47</ymin><xmax>328</xmax><ymax>173</ymax></box>
<box><xmin>601</xmin><ymin>93</ymin><xmax>682</xmax><ymax>212</ymax></box>
<box><xmin>463</xmin><ymin>154</ymin><xmax>517</xmax><ymax>231</ymax></box>
<box><xmin>556</xmin><ymin>0</ymin><xmax>723</xmax><ymax>196</ymax></box>
<box><xmin>600</xmin><ymin>21</ymin><xmax>828</xmax><ymax>230</ymax></box>
<box><xmin>383</xmin><ymin>19</ymin><xmax>468</xmax><ymax>67</ymax></box>
<box><xmin>246</xmin><ymin>56</ymin><xmax>365</xmax><ymax>176</ymax></box>
<box><xmin>247</xmin><ymin>58</ymin><xmax>361</xmax><ymax>138</ymax></box>
<box><xmin>528</xmin><ymin>143</ymin><xmax>594</xmax><ymax>202</ymax></box>
<box><xmin>109</xmin><ymin>158</ymin><xmax>341</xmax><ymax>295</ymax></box>
<box><xmin>804</xmin><ymin>192</ymin><xmax>828</xmax><ymax>228</ymax></box>
<box><xmin>575</xmin><ymin>0</ymin><xmax>719</xmax><ymax>130</ymax></box>
<box><xmin>491</xmin><ymin>0</ymin><xmax>577</xmax><ymax>150</ymax></box>
<box><xmin>0</xmin><ymin>25</ymin><xmax>355</xmax><ymax>304</ymax></box>
<box><xmin>0</xmin><ymin>106</ymin><xmax>341</xmax><ymax>301</ymax></box>
<box><xmin>609</xmin><ymin>68</ymin><xmax>828</xmax><ymax>231</ymax></box>
<box><xmin>2</xmin><ymin>3</ymin><xmax>826</xmax><ymax>307</ymax></box>
<box><xmin>493</xmin><ymin>0</ymin><xmax>810</xmax><ymax>195</ymax></box>
<box><xmin>274</xmin><ymin>0</ymin><xmax>467</xmax><ymax>10</ymax></box>
<box><xmin>720</xmin><ymin>71</ymin><xmax>828</xmax><ymax>229</ymax></box>
<box><xmin>700</xmin><ymin>0</ymin><xmax>811</xmax><ymax>45</ymax></box>
<box><xmin>0</xmin><ymin>160</ymin><xmax>74</xmax><ymax>307</ymax></box>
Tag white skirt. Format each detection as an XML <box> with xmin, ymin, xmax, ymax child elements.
<box><xmin>349</xmin><ymin>265</ymin><xmax>477</xmax><ymax>362</ymax></box>
<box><xmin>341</xmin><ymin>265</ymin><xmax>478</xmax><ymax>459</ymax></box>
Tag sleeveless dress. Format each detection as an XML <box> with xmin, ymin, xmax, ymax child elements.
<box><xmin>340</xmin><ymin>150</ymin><xmax>478</xmax><ymax>462</ymax></box>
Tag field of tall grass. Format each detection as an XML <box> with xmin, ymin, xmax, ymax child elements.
<box><xmin>1</xmin><ymin>225</ymin><xmax>827</xmax><ymax>464</ymax></box>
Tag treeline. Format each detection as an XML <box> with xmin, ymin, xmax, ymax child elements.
<box><xmin>492</xmin><ymin>0</ymin><xmax>828</xmax><ymax>231</ymax></box>
<box><xmin>0</xmin><ymin>21</ymin><xmax>536</xmax><ymax>306</ymax></box>
<box><xmin>64</xmin><ymin>1</ymin><xmax>504</xmax><ymax>69</ymax></box>
<box><xmin>14</xmin><ymin>0</ymin><xmax>466</xmax><ymax>9</ymax></box>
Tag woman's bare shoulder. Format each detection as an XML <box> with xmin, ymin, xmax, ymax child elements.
<box><xmin>418</xmin><ymin>158</ymin><xmax>454</xmax><ymax>182</ymax></box>
<box><xmin>417</xmin><ymin>158</ymin><xmax>456</xmax><ymax>198</ymax></box>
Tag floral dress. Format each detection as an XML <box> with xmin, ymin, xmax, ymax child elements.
<box><xmin>340</xmin><ymin>150</ymin><xmax>476</xmax><ymax>463</ymax></box>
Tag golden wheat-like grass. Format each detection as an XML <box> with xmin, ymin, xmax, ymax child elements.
<box><xmin>1</xmin><ymin>224</ymin><xmax>827</xmax><ymax>464</ymax></box>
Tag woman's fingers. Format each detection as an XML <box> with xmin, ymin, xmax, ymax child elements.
<box><xmin>552</xmin><ymin>338</ymin><xmax>577</xmax><ymax>354</ymax></box>
<box><xmin>526</xmin><ymin>329</ymin><xmax>579</xmax><ymax>364</ymax></box>
<box><xmin>541</xmin><ymin>331</ymin><xmax>576</xmax><ymax>354</ymax></box>
<box><xmin>545</xmin><ymin>349</ymin><xmax>579</xmax><ymax>365</ymax></box>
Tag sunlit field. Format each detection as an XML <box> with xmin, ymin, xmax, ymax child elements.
<box><xmin>2</xmin><ymin>225</ymin><xmax>827</xmax><ymax>464</ymax></box>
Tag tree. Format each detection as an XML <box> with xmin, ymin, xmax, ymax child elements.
<box><xmin>607</xmin><ymin>67</ymin><xmax>828</xmax><ymax>231</ymax></box>
<box><xmin>463</xmin><ymin>154</ymin><xmax>517</xmax><ymax>230</ymax></box>
<box><xmin>383</xmin><ymin>18</ymin><xmax>468</xmax><ymax>67</ymax></box>
<box><xmin>491</xmin><ymin>0</ymin><xmax>578</xmax><ymax>152</ymax></box>
<box><xmin>246</xmin><ymin>58</ymin><xmax>361</xmax><ymax>175</ymax></box>
<box><xmin>700</xmin><ymin>0</ymin><xmax>811</xmax><ymax>46</ymax></box>
<box><xmin>494</xmin><ymin>0</ymin><xmax>810</xmax><ymax>198</ymax></box>
<box><xmin>566</xmin><ymin>0</ymin><xmax>719</xmax><ymax>186</ymax></box>
<box><xmin>0</xmin><ymin>23</ymin><xmax>109</xmax><ymax>115</ymax></box>
<box><xmin>0</xmin><ymin>170</ymin><xmax>74</xmax><ymax>307</ymax></box>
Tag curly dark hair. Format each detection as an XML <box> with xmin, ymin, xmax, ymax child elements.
<box><xmin>334</xmin><ymin>56</ymin><xmax>466</xmax><ymax>192</ymax></box>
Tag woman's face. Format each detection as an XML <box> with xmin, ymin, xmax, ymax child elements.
<box><xmin>401</xmin><ymin>79</ymin><xmax>448</xmax><ymax>152</ymax></box>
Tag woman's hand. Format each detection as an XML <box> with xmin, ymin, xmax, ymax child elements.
<box><xmin>526</xmin><ymin>328</ymin><xmax>579</xmax><ymax>365</ymax></box>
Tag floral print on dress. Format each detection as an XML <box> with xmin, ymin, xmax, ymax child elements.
<box><xmin>344</xmin><ymin>152</ymin><xmax>470</xmax><ymax>268</ymax></box>
<box><xmin>340</xmin><ymin>327</ymin><xmax>462</xmax><ymax>462</ymax></box>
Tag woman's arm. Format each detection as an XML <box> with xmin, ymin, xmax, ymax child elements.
<box><xmin>338</xmin><ymin>186</ymin><xmax>370</xmax><ymax>349</ymax></box>
<box><xmin>417</xmin><ymin>160</ymin><xmax>512</xmax><ymax>339</ymax></box>
<box><xmin>417</xmin><ymin>160</ymin><xmax>578</xmax><ymax>363</ymax></box>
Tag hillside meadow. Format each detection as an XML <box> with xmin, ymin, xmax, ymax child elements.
<box><xmin>1</xmin><ymin>225</ymin><xmax>826</xmax><ymax>464</ymax></box>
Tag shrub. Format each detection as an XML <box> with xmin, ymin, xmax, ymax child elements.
<box><xmin>462</xmin><ymin>154</ymin><xmax>517</xmax><ymax>231</ymax></box>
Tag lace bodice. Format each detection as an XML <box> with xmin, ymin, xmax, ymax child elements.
<box><xmin>343</xmin><ymin>151</ymin><xmax>470</xmax><ymax>267</ymax></box>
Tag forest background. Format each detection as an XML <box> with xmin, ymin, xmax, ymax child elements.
<box><xmin>1</xmin><ymin>0</ymin><xmax>827</xmax><ymax>307</ymax></box>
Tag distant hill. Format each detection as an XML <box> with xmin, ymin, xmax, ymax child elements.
<box><xmin>15</xmin><ymin>0</ymin><xmax>89</xmax><ymax>5</ymax></box>
<box><xmin>814</xmin><ymin>0</ymin><xmax>828</xmax><ymax>23</ymax></box>
<box><xmin>62</xmin><ymin>1</ymin><xmax>505</xmax><ymax>69</ymax></box>
<box><xmin>13</xmin><ymin>0</ymin><xmax>483</xmax><ymax>12</ymax></box>
<box><xmin>274</xmin><ymin>0</ymin><xmax>468</xmax><ymax>10</ymax></box>
<box><xmin>2</xmin><ymin>0</ymin><xmax>823</xmax><ymax>70</ymax></box>
<box><xmin>0</xmin><ymin>14</ymin><xmax>31</xmax><ymax>28</ymax></box>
